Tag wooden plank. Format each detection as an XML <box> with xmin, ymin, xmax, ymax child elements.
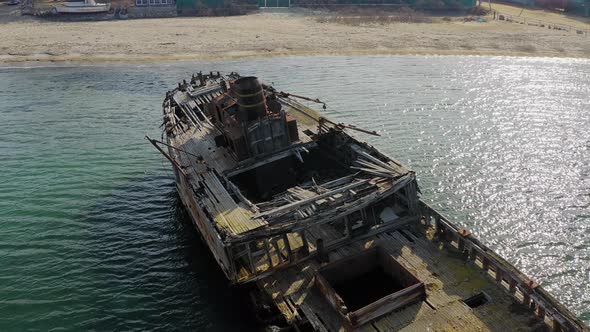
<box><xmin>298</xmin><ymin>304</ymin><xmax>329</xmax><ymax>332</ymax></box>
<box><xmin>252</xmin><ymin>178</ymin><xmax>371</xmax><ymax>219</ymax></box>
<box><xmin>349</xmin><ymin>283</ymin><xmax>425</xmax><ymax>327</ymax></box>
<box><xmin>314</xmin><ymin>274</ymin><xmax>347</xmax><ymax>316</ymax></box>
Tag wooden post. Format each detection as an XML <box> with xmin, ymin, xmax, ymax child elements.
<box><xmin>360</xmin><ymin>208</ymin><xmax>367</xmax><ymax>226</ymax></box>
<box><xmin>522</xmin><ymin>291</ymin><xmax>531</xmax><ymax>307</ymax></box>
<box><xmin>509</xmin><ymin>279</ymin><xmax>517</xmax><ymax>294</ymax></box>
<box><xmin>282</xmin><ymin>234</ymin><xmax>293</xmax><ymax>262</ymax></box>
<box><xmin>482</xmin><ymin>257</ymin><xmax>490</xmax><ymax>271</ymax></box>
<box><xmin>406</xmin><ymin>180</ymin><xmax>418</xmax><ymax>214</ymax></box>
<box><xmin>457</xmin><ymin>237</ymin><xmax>465</xmax><ymax>252</ymax></box>
<box><xmin>468</xmin><ymin>247</ymin><xmax>477</xmax><ymax>261</ymax></box>
<box><xmin>435</xmin><ymin>216</ymin><xmax>443</xmax><ymax>235</ymax></box>
<box><xmin>227</xmin><ymin>246</ymin><xmax>237</xmax><ymax>282</ymax></box>
<box><xmin>300</xmin><ymin>231</ymin><xmax>309</xmax><ymax>257</ymax></box>
<box><xmin>247</xmin><ymin>243</ymin><xmax>256</xmax><ymax>275</ymax></box>
<box><xmin>271</xmin><ymin>239</ymin><xmax>284</xmax><ymax>263</ymax></box>
<box><xmin>316</xmin><ymin>238</ymin><xmax>327</xmax><ymax>263</ymax></box>
<box><xmin>495</xmin><ymin>269</ymin><xmax>503</xmax><ymax>283</ymax></box>
<box><xmin>551</xmin><ymin>317</ymin><xmax>563</xmax><ymax>332</ymax></box>
<box><xmin>457</xmin><ymin>228</ymin><xmax>471</xmax><ymax>253</ymax></box>
<box><xmin>536</xmin><ymin>304</ymin><xmax>545</xmax><ymax>319</ymax></box>
<box><xmin>344</xmin><ymin>216</ymin><xmax>352</xmax><ymax>238</ymax></box>
<box><xmin>264</xmin><ymin>239</ymin><xmax>274</xmax><ymax>269</ymax></box>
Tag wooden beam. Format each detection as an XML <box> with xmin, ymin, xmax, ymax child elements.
<box><xmin>314</xmin><ymin>273</ymin><xmax>348</xmax><ymax>315</ymax></box>
<box><xmin>263</xmin><ymin>239</ymin><xmax>273</xmax><ymax>269</ymax></box>
<box><xmin>282</xmin><ymin>234</ymin><xmax>293</xmax><ymax>262</ymax></box>
<box><xmin>226</xmin><ymin>178</ymin><xmax>258</xmax><ymax>212</ymax></box>
<box><xmin>350</xmin><ymin>166</ymin><xmax>400</xmax><ymax>179</ymax></box>
<box><xmin>300</xmin><ymin>230</ymin><xmax>310</xmax><ymax>256</ymax></box>
<box><xmin>231</xmin><ymin>175</ymin><xmax>414</xmax><ymax>243</ymax></box>
<box><xmin>509</xmin><ymin>278</ymin><xmax>517</xmax><ymax>294</ymax></box>
<box><xmin>458</xmin><ymin>237</ymin><xmax>465</xmax><ymax>252</ymax></box>
<box><xmin>148</xmin><ymin>137</ymin><xmax>203</xmax><ymax>159</ymax></box>
<box><xmin>495</xmin><ymin>269</ymin><xmax>503</xmax><ymax>283</ymax></box>
<box><xmin>225</xmin><ymin>141</ymin><xmax>317</xmax><ymax>178</ymax></box>
<box><xmin>253</xmin><ymin>178</ymin><xmax>372</xmax><ymax>220</ymax></box>
<box><xmin>344</xmin><ymin>216</ymin><xmax>352</xmax><ymax>237</ymax></box>
<box><xmin>277</xmin><ymin>97</ymin><xmax>321</xmax><ymax>123</ymax></box>
<box><xmin>246</xmin><ymin>244</ymin><xmax>256</xmax><ymax>275</ymax></box>
<box><xmin>234</xmin><ymin>217</ymin><xmax>417</xmax><ymax>284</ymax></box>
<box><xmin>145</xmin><ymin>136</ymin><xmax>188</xmax><ymax>178</ymax></box>
<box><xmin>482</xmin><ymin>257</ymin><xmax>490</xmax><ymax>271</ymax></box>
<box><xmin>523</xmin><ymin>291</ymin><xmax>531</xmax><ymax>307</ymax></box>
<box><xmin>271</xmin><ymin>239</ymin><xmax>284</xmax><ymax>263</ymax></box>
<box><xmin>316</xmin><ymin>238</ymin><xmax>326</xmax><ymax>263</ymax></box>
<box><xmin>354</xmin><ymin>149</ymin><xmax>397</xmax><ymax>173</ymax></box>
<box><xmin>348</xmin><ymin>283</ymin><xmax>425</xmax><ymax>327</ymax></box>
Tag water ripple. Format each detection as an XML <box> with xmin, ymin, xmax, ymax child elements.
<box><xmin>0</xmin><ymin>56</ymin><xmax>588</xmax><ymax>330</ymax></box>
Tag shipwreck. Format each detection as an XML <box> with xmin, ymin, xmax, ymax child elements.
<box><xmin>148</xmin><ymin>72</ymin><xmax>588</xmax><ymax>331</ymax></box>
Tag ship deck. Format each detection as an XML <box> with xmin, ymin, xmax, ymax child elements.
<box><xmin>258</xmin><ymin>222</ymin><xmax>546</xmax><ymax>331</ymax></box>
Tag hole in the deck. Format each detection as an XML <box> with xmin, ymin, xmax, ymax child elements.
<box><xmin>303</xmin><ymin>129</ymin><xmax>314</xmax><ymax>137</ymax></box>
<box><xmin>332</xmin><ymin>266</ymin><xmax>404</xmax><ymax>311</ymax></box>
<box><xmin>463</xmin><ymin>291</ymin><xmax>490</xmax><ymax>308</ymax></box>
<box><xmin>228</xmin><ymin>147</ymin><xmax>352</xmax><ymax>203</ymax></box>
<box><xmin>316</xmin><ymin>246</ymin><xmax>424</xmax><ymax>315</ymax></box>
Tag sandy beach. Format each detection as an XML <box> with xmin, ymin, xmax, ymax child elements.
<box><xmin>0</xmin><ymin>4</ymin><xmax>588</xmax><ymax>62</ymax></box>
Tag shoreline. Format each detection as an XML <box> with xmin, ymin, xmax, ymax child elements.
<box><xmin>2</xmin><ymin>48</ymin><xmax>589</xmax><ymax>65</ymax></box>
<box><xmin>1</xmin><ymin>6</ymin><xmax>588</xmax><ymax>65</ymax></box>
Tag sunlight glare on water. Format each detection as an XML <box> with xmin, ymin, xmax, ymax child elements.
<box><xmin>0</xmin><ymin>55</ymin><xmax>588</xmax><ymax>330</ymax></box>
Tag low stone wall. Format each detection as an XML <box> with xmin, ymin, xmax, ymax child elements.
<box><xmin>126</xmin><ymin>5</ymin><xmax>177</xmax><ymax>17</ymax></box>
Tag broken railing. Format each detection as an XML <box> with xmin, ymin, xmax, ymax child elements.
<box><xmin>419</xmin><ymin>201</ymin><xmax>588</xmax><ymax>332</ymax></box>
<box><xmin>230</xmin><ymin>174</ymin><xmax>415</xmax><ymax>283</ymax></box>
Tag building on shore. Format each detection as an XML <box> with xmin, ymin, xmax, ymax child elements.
<box><xmin>263</xmin><ymin>0</ymin><xmax>477</xmax><ymax>9</ymax></box>
<box><xmin>110</xmin><ymin>0</ymin><xmax>177</xmax><ymax>17</ymax></box>
<box><xmin>498</xmin><ymin>0</ymin><xmax>589</xmax><ymax>16</ymax></box>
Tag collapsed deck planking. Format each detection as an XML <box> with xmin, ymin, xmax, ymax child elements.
<box><xmin>149</xmin><ymin>72</ymin><xmax>588</xmax><ymax>332</ymax></box>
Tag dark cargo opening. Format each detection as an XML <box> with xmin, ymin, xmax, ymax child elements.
<box><xmin>332</xmin><ymin>266</ymin><xmax>404</xmax><ymax>311</ymax></box>
<box><xmin>228</xmin><ymin>147</ymin><xmax>352</xmax><ymax>203</ymax></box>
<box><xmin>463</xmin><ymin>292</ymin><xmax>490</xmax><ymax>308</ymax></box>
<box><xmin>317</xmin><ymin>246</ymin><xmax>424</xmax><ymax>313</ymax></box>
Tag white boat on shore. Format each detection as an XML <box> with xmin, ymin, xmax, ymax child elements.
<box><xmin>51</xmin><ymin>0</ymin><xmax>110</xmax><ymax>14</ymax></box>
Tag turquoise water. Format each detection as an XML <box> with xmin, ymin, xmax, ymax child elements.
<box><xmin>1</xmin><ymin>56</ymin><xmax>589</xmax><ymax>330</ymax></box>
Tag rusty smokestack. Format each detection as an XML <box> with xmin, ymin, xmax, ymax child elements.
<box><xmin>233</xmin><ymin>76</ymin><xmax>267</xmax><ymax>122</ymax></box>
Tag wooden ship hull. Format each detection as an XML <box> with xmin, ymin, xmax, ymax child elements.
<box><xmin>149</xmin><ymin>72</ymin><xmax>588</xmax><ymax>332</ymax></box>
